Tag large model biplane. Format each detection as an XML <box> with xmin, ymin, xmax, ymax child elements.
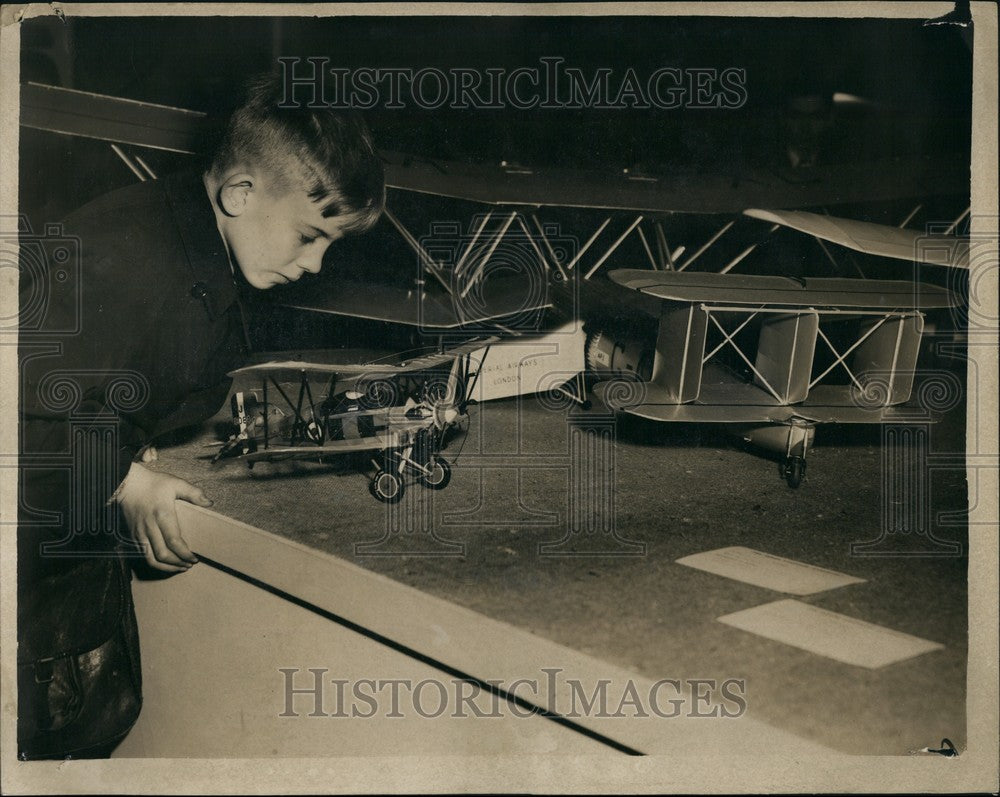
<box><xmin>19</xmin><ymin>83</ymin><xmax>972</xmax><ymax>487</ymax></box>
<box><xmin>588</xmin><ymin>269</ymin><xmax>958</xmax><ymax>486</ymax></box>
<box><xmin>214</xmin><ymin>338</ymin><xmax>494</xmax><ymax>502</ymax></box>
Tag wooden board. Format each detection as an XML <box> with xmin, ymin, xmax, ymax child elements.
<box><xmin>114</xmin><ymin>503</ymin><xmax>832</xmax><ymax>757</ymax></box>
<box><xmin>118</xmin><ymin>561</ymin><xmax>599</xmax><ymax>757</ymax></box>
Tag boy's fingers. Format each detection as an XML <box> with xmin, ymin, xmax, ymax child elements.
<box><xmin>144</xmin><ymin>515</ymin><xmax>189</xmax><ymax>568</ymax></box>
<box><xmin>155</xmin><ymin>506</ymin><xmax>198</xmax><ymax>564</ymax></box>
<box><xmin>175</xmin><ymin>480</ymin><xmax>213</xmax><ymax>507</ymax></box>
<box><xmin>135</xmin><ymin>520</ymin><xmax>186</xmax><ymax>573</ymax></box>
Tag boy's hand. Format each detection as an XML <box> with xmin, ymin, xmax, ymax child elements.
<box><xmin>115</xmin><ymin>462</ymin><xmax>212</xmax><ymax>572</ymax></box>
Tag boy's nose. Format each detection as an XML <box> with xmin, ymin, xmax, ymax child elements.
<box><xmin>299</xmin><ymin>252</ymin><xmax>324</xmax><ymax>274</ymax></box>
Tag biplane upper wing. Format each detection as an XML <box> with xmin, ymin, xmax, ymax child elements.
<box><xmin>20</xmin><ymin>83</ymin><xmax>970</xmax><ymax>213</ymax></box>
<box><xmin>380</xmin><ymin>150</ymin><xmax>970</xmax><ymax>213</ymax></box>
<box><xmin>228</xmin><ymin>336</ymin><xmax>497</xmax><ymax>379</ymax></box>
<box><xmin>608</xmin><ymin>269</ymin><xmax>957</xmax><ymax>309</ymax></box>
<box><xmin>744</xmin><ymin>208</ymin><xmax>970</xmax><ymax>268</ymax></box>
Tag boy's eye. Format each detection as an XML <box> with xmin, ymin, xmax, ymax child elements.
<box><xmin>298</xmin><ymin>233</ymin><xmax>316</xmax><ymax>245</ymax></box>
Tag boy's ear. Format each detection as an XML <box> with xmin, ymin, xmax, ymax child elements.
<box><xmin>217</xmin><ymin>173</ymin><xmax>255</xmax><ymax>217</ymax></box>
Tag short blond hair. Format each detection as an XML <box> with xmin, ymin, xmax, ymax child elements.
<box><xmin>208</xmin><ymin>72</ymin><xmax>385</xmax><ymax>234</ymax></box>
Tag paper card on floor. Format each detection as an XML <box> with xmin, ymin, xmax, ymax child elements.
<box><xmin>470</xmin><ymin>322</ymin><xmax>586</xmax><ymax>401</ymax></box>
<box><xmin>676</xmin><ymin>546</ymin><xmax>865</xmax><ymax>595</ymax></box>
<box><xmin>716</xmin><ymin>599</ymin><xmax>944</xmax><ymax>669</ymax></box>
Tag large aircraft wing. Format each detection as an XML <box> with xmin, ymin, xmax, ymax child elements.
<box><xmin>21</xmin><ymin>83</ymin><xmax>970</xmax><ymax>213</ymax></box>
<box><xmin>20</xmin><ymin>81</ymin><xmax>205</xmax><ymax>153</ymax></box>
<box><xmin>744</xmin><ymin>208</ymin><xmax>969</xmax><ymax>268</ymax></box>
<box><xmin>229</xmin><ymin>337</ymin><xmax>497</xmax><ymax>379</ymax></box>
<box><xmin>381</xmin><ymin>149</ymin><xmax>969</xmax><ymax>214</ymax></box>
<box><xmin>270</xmin><ymin>273</ymin><xmax>551</xmax><ymax>328</ymax></box>
<box><xmin>608</xmin><ymin>269</ymin><xmax>957</xmax><ymax>309</ymax></box>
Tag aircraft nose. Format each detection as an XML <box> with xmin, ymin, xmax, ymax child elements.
<box><xmin>434</xmin><ymin>406</ymin><xmax>460</xmax><ymax>429</ymax></box>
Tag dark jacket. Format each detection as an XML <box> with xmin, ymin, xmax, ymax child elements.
<box><xmin>18</xmin><ymin>169</ymin><xmax>247</xmax><ymax>650</ymax></box>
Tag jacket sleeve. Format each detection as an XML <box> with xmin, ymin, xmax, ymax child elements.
<box><xmin>20</xmin><ymin>224</ymin><xmax>156</xmax><ymax>496</ymax></box>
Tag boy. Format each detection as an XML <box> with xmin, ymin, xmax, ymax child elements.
<box><xmin>18</xmin><ymin>73</ymin><xmax>385</xmax><ymax>758</ymax></box>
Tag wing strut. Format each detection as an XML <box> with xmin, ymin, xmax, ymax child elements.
<box><xmin>676</xmin><ymin>219</ymin><xmax>735</xmax><ymax>271</ymax></box>
<box><xmin>583</xmin><ymin>215</ymin><xmax>645</xmax><ymax>280</ymax></box>
<box><xmin>382</xmin><ymin>207</ymin><xmax>454</xmax><ymax>296</ymax></box>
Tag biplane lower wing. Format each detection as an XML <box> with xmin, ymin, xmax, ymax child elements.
<box><xmin>744</xmin><ymin>208</ymin><xmax>970</xmax><ymax>268</ymax></box>
<box><xmin>243</xmin><ymin>424</ymin><xmax>432</xmax><ymax>463</ymax></box>
<box><xmin>593</xmin><ymin>381</ymin><xmax>923</xmax><ymax>424</ymax></box>
<box><xmin>272</xmin><ymin>274</ymin><xmax>551</xmax><ymax>329</ymax></box>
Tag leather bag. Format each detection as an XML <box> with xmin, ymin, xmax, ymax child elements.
<box><xmin>17</xmin><ymin>556</ymin><xmax>143</xmax><ymax>760</ymax></box>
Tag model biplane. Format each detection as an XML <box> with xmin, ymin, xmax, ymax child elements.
<box><xmin>587</xmin><ymin>269</ymin><xmax>959</xmax><ymax>486</ymax></box>
<box><xmin>19</xmin><ymin>82</ymin><xmax>972</xmax><ymax>486</ymax></box>
<box><xmin>214</xmin><ymin>338</ymin><xmax>494</xmax><ymax>501</ymax></box>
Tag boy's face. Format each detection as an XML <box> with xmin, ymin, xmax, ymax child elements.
<box><xmin>216</xmin><ymin>173</ymin><xmax>366</xmax><ymax>290</ymax></box>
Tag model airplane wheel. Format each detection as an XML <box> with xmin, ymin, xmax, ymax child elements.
<box><xmin>371</xmin><ymin>470</ymin><xmax>405</xmax><ymax>503</ymax></box>
<box><xmin>784</xmin><ymin>456</ymin><xmax>806</xmax><ymax>488</ymax></box>
<box><xmin>420</xmin><ymin>456</ymin><xmax>451</xmax><ymax>490</ymax></box>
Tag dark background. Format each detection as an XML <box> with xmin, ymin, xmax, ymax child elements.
<box><xmin>19</xmin><ymin>13</ymin><xmax>973</xmax><ymax>352</ymax></box>
<box><xmin>21</xmin><ymin>14</ymin><xmax>972</xmax><ymax>214</ymax></box>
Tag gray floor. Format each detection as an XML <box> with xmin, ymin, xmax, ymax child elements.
<box><xmin>147</xmin><ymin>382</ymin><xmax>969</xmax><ymax>756</ymax></box>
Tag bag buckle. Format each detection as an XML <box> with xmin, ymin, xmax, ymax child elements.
<box><xmin>34</xmin><ymin>657</ymin><xmax>55</xmax><ymax>684</ymax></box>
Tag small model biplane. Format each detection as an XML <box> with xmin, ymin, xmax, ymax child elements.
<box><xmin>214</xmin><ymin>338</ymin><xmax>494</xmax><ymax>501</ymax></box>
<box><xmin>19</xmin><ymin>83</ymin><xmax>972</xmax><ymax>486</ymax></box>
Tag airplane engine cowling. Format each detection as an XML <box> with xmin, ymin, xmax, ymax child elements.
<box><xmin>585</xmin><ymin>328</ymin><xmax>654</xmax><ymax>381</ymax></box>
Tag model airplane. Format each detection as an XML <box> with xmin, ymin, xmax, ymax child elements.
<box><xmin>213</xmin><ymin>338</ymin><xmax>494</xmax><ymax>502</ymax></box>
<box><xmin>586</xmin><ymin>269</ymin><xmax>958</xmax><ymax>486</ymax></box>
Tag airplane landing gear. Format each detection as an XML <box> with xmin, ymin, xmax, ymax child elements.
<box><xmin>369</xmin><ymin>444</ymin><xmax>453</xmax><ymax>501</ymax></box>
<box><xmin>733</xmin><ymin>419</ymin><xmax>815</xmax><ymax>488</ymax></box>
<box><xmin>370</xmin><ymin>469</ymin><xmax>405</xmax><ymax>503</ymax></box>
<box><xmin>419</xmin><ymin>455</ymin><xmax>451</xmax><ymax>490</ymax></box>
<box><xmin>779</xmin><ymin>420</ymin><xmax>813</xmax><ymax>488</ymax></box>
<box><xmin>782</xmin><ymin>455</ymin><xmax>806</xmax><ymax>488</ymax></box>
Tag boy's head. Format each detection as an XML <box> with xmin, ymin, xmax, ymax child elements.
<box><xmin>203</xmin><ymin>73</ymin><xmax>385</xmax><ymax>289</ymax></box>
